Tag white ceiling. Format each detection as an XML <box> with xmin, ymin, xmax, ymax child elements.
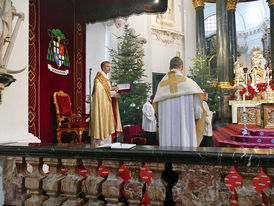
<box><xmin>204</xmin><ymin>0</ymin><xmax>270</xmax><ymax>32</ymax></box>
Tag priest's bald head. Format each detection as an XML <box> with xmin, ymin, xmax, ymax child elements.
<box><xmin>169</xmin><ymin>56</ymin><xmax>183</xmax><ymax>72</ymax></box>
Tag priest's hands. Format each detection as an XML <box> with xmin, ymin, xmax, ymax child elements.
<box><xmin>111</xmin><ymin>86</ymin><xmax>119</xmax><ymax>91</ymax></box>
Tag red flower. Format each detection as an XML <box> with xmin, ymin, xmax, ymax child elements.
<box><xmin>230</xmin><ymin>94</ymin><xmax>236</xmax><ymax>99</ymax></box>
<box><xmin>261</xmin><ymin>96</ymin><xmax>264</xmax><ymax>100</ymax></box>
<box><xmin>230</xmin><ymin>82</ymin><xmax>234</xmax><ymax>86</ymax></box>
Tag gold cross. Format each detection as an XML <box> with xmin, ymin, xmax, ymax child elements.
<box><xmin>160</xmin><ymin>71</ymin><xmax>186</xmax><ymax>93</ymax></box>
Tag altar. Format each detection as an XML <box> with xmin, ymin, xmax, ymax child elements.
<box><xmin>229</xmin><ymin>46</ymin><xmax>274</xmax><ymax>128</ymax></box>
<box><xmin>229</xmin><ymin>100</ymin><xmax>274</xmax><ymax>128</ymax></box>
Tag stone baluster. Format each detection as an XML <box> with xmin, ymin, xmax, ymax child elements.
<box><xmin>262</xmin><ymin>168</ymin><xmax>274</xmax><ymax>205</ymax></box>
<box><xmin>42</xmin><ymin>158</ymin><xmax>66</xmax><ymax>206</ymax></box>
<box><xmin>215</xmin><ymin>166</ymin><xmax>232</xmax><ymax>205</ymax></box>
<box><xmin>235</xmin><ymin>167</ymin><xmax>261</xmax><ymax>206</ymax></box>
<box><xmin>82</xmin><ymin>160</ymin><xmax>105</xmax><ymax>206</ymax></box>
<box><xmin>25</xmin><ymin>157</ymin><xmax>46</xmax><ymax>206</ymax></box>
<box><xmin>61</xmin><ymin>159</ymin><xmax>85</xmax><ymax>206</ymax></box>
<box><xmin>102</xmin><ymin>160</ymin><xmax>124</xmax><ymax>206</ymax></box>
<box><xmin>2</xmin><ymin>157</ymin><xmax>29</xmax><ymax>205</ymax></box>
<box><xmin>173</xmin><ymin>164</ymin><xmax>230</xmax><ymax>205</ymax></box>
<box><xmin>146</xmin><ymin>162</ymin><xmax>166</xmax><ymax>206</ymax></box>
<box><xmin>124</xmin><ymin>161</ymin><xmax>144</xmax><ymax>205</ymax></box>
<box><xmin>172</xmin><ymin>163</ymin><xmax>185</xmax><ymax>204</ymax></box>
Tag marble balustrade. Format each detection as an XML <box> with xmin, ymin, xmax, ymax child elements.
<box><xmin>0</xmin><ymin>144</ymin><xmax>273</xmax><ymax>205</ymax></box>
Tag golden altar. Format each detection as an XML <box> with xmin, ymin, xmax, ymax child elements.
<box><xmin>229</xmin><ymin>100</ymin><xmax>274</xmax><ymax>128</ymax></box>
<box><xmin>229</xmin><ymin>46</ymin><xmax>274</xmax><ymax>128</ymax></box>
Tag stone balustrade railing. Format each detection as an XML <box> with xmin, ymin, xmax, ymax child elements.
<box><xmin>0</xmin><ymin>143</ymin><xmax>273</xmax><ymax>205</ymax></box>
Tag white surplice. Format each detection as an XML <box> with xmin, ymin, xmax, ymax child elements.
<box><xmin>203</xmin><ymin>101</ymin><xmax>213</xmax><ymax>136</ymax></box>
<box><xmin>142</xmin><ymin>101</ymin><xmax>157</xmax><ymax>132</ymax></box>
<box><xmin>158</xmin><ymin>95</ymin><xmax>203</xmax><ymax>147</ymax></box>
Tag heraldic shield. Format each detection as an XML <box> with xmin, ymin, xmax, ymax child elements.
<box><xmin>53</xmin><ymin>40</ymin><xmax>65</xmax><ymax>67</ymax></box>
<box><xmin>47</xmin><ymin>28</ymin><xmax>70</xmax><ymax>68</ymax></box>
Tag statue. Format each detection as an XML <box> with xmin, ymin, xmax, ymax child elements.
<box><xmin>233</xmin><ymin>58</ymin><xmax>244</xmax><ymax>85</ymax></box>
<box><xmin>0</xmin><ymin>0</ymin><xmax>25</xmax><ymax>103</ymax></box>
<box><xmin>249</xmin><ymin>46</ymin><xmax>266</xmax><ymax>87</ymax></box>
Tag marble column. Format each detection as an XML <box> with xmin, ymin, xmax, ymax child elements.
<box><xmin>227</xmin><ymin>0</ymin><xmax>239</xmax><ymax>83</ymax></box>
<box><xmin>267</xmin><ymin>0</ymin><xmax>274</xmax><ymax>80</ymax></box>
<box><xmin>216</xmin><ymin>0</ymin><xmax>232</xmax><ymax>125</ymax></box>
<box><xmin>216</xmin><ymin>0</ymin><xmax>229</xmax><ymax>85</ymax></box>
<box><xmin>192</xmin><ymin>0</ymin><xmax>206</xmax><ymax>54</ymax></box>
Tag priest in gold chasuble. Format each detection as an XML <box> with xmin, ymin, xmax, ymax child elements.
<box><xmin>153</xmin><ymin>57</ymin><xmax>206</xmax><ymax>147</ymax></box>
<box><xmin>90</xmin><ymin>61</ymin><xmax>122</xmax><ymax>145</ymax></box>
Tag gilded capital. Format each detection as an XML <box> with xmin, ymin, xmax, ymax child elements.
<box><xmin>226</xmin><ymin>0</ymin><xmax>239</xmax><ymax>10</ymax></box>
<box><xmin>217</xmin><ymin>82</ymin><xmax>234</xmax><ymax>89</ymax></box>
<box><xmin>267</xmin><ymin>0</ymin><xmax>274</xmax><ymax>7</ymax></box>
<box><xmin>192</xmin><ymin>0</ymin><xmax>205</xmax><ymax>8</ymax></box>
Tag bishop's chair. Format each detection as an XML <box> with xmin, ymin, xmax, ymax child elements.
<box><xmin>53</xmin><ymin>90</ymin><xmax>89</xmax><ymax>144</ymax></box>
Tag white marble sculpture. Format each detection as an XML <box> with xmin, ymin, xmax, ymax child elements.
<box><xmin>0</xmin><ymin>0</ymin><xmax>25</xmax><ymax>103</ymax></box>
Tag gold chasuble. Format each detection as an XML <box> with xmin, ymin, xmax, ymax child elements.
<box><xmin>90</xmin><ymin>72</ymin><xmax>122</xmax><ymax>140</ymax></box>
<box><xmin>153</xmin><ymin>69</ymin><xmax>206</xmax><ymax>146</ymax></box>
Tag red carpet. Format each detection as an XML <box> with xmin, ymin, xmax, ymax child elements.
<box><xmin>213</xmin><ymin>124</ymin><xmax>274</xmax><ymax>149</ymax></box>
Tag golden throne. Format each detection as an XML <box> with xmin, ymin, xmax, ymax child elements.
<box><xmin>53</xmin><ymin>90</ymin><xmax>89</xmax><ymax>144</ymax></box>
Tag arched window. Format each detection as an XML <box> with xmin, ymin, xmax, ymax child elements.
<box><xmin>205</xmin><ymin>15</ymin><xmax>216</xmax><ymax>33</ymax></box>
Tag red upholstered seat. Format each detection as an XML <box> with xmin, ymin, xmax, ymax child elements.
<box><xmin>56</xmin><ymin>95</ymin><xmax>72</xmax><ymax>115</ymax></box>
<box><xmin>53</xmin><ymin>91</ymin><xmax>89</xmax><ymax>144</ymax></box>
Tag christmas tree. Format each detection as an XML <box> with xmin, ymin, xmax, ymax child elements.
<box><xmin>110</xmin><ymin>23</ymin><xmax>150</xmax><ymax>126</ymax></box>
<box><xmin>188</xmin><ymin>50</ymin><xmax>218</xmax><ymax>112</ymax></box>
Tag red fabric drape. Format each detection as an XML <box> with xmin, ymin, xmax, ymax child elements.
<box><xmin>29</xmin><ymin>0</ymin><xmax>86</xmax><ymax>143</ymax></box>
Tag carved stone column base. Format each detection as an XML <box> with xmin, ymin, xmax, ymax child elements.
<box><xmin>83</xmin><ymin>200</ymin><xmax>104</xmax><ymax>206</ymax></box>
<box><xmin>42</xmin><ymin>196</ymin><xmax>67</xmax><ymax>206</ymax></box>
<box><xmin>62</xmin><ymin>197</ymin><xmax>85</xmax><ymax>206</ymax></box>
<box><xmin>82</xmin><ymin>175</ymin><xmax>104</xmax><ymax>205</ymax></box>
<box><xmin>25</xmin><ymin>195</ymin><xmax>43</xmax><ymax>206</ymax></box>
<box><xmin>104</xmin><ymin>200</ymin><xmax>124</xmax><ymax>206</ymax></box>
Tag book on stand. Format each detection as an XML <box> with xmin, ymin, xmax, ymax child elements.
<box><xmin>117</xmin><ymin>83</ymin><xmax>131</xmax><ymax>93</ymax></box>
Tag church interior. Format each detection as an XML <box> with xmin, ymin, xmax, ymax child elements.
<box><xmin>0</xmin><ymin>0</ymin><xmax>274</xmax><ymax>205</ymax></box>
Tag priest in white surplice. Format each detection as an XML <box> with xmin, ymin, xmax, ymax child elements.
<box><xmin>153</xmin><ymin>56</ymin><xmax>206</xmax><ymax>147</ymax></box>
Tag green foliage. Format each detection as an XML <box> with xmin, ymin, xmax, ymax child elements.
<box><xmin>110</xmin><ymin>23</ymin><xmax>150</xmax><ymax>125</ymax></box>
<box><xmin>52</xmin><ymin>29</ymin><xmax>66</xmax><ymax>40</ymax></box>
<box><xmin>188</xmin><ymin>50</ymin><xmax>218</xmax><ymax>112</ymax></box>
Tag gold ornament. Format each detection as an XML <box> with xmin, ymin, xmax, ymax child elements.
<box><xmin>217</xmin><ymin>82</ymin><xmax>234</xmax><ymax>89</ymax></box>
<box><xmin>226</xmin><ymin>0</ymin><xmax>239</xmax><ymax>10</ymax></box>
<box><xmin>192</xmin><ymin>0</ymin><xmax>205</xmax><ymax>8</ymax></box>
<box><xmin>267</xmin><ymin>0</ymin><xmax>274</xmax><ymax>6</ymax></box>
